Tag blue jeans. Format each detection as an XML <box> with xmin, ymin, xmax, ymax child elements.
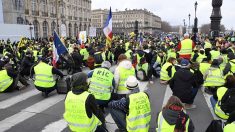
<box><xmin>110</xmin><ymin>109</ymin><xmax>127</xmax><ymax>132</ymax></box>
<box><xmin>210</xmin><ymin>96</ymin><xmax>218</xmax><ymax>110</ymax></box>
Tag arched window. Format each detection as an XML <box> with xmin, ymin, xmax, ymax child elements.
<box><xmin>51</xmin><ymin>21</ymin><xmax>56</xmax><ymax>35</ymax></box>
<box><xmin>84</xmin><ymin>24</ymin><xmax>87</xmax><ymax>31</ymax></box>
<box><xmin>32</xmin><ymin>0</ymin><xmax>36</xmax><ymax>11</ymax></box>
<box><xmin>79</xmin><ymin>23</ymin><xmax>82</xmax><ymax>31</ymax></box>
<box><xmin>33</xmin><ymin>20</ymin><xmax>39</xmax><ymax>39</ymax></box>
<box><xmin>42</xmin><ymin>21</ymin><xmax>48</xmax><ymax>38</ymax></box>
<box><xmin>74</xmin><ymin>23</ymin><xmax>78</xmax><ymax>37</ymax></box>
<box><xmin>42</xmin><ymin>0</ymin><xmax>47</xmax><ymax>11</ymax></box>
<box><xmin>68</xmin><ymin>23</ymin><xmax>72</xmax><ymax>37</ymax></box>
<box><xmin>15</xmin><ymin>0</ymin><xmax>23</xmax><ymax>10</ymax></box>
<box><xmin>17</xmin><ymin>17</ymin><xmax>24</xmax><ymax>24</ymax></box>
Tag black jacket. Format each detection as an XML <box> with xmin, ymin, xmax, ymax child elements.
<box><xmin>169</xmin><ymin>68</ymin><xmax>197</xmax><ymax>102</ymax></box>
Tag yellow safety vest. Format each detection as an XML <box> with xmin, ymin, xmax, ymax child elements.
<box><xmin>137</xmin><ymin>54</ymin><xmax>144</xmax><ymax>64</ymax></box>
<box><xmin>127</xmin><ymin>92</ymin><xmax>151</xmax><ymax>132</ymax></box>
<box><xmin>160</xmin><ymin>62</ymin><xmax>176</xmax><ymax>81</ymax></box>
<box><xmin>64</xmin><ymin>91</ymin><xmax>101</xmax><ymax>132</ymax></box>
<box><xmin>210</xmin><ymin>50</ymin><xmax>220</xmax><ymax>61</ymax></box>
<box><xmin>125</xmin><ymin>50</ymin><xmax>133</xmax><ymax>60</ymax></box>
<box><xmin>167</xmin><ymin>51</ymin><xmax>177</xmax><ymax>60</ymax></box>
<box><xmin>137</xmin><ymin>63</ymin><xmax>148</xmax><ymax>75</ymax></box>
<box><xmin>199</xmin><ymin>63</ymin><xmax>211</xmax><ymax>76</ymax></box>
<box><xmin>196</xmin><ymin>53</ymin><xmax>207</xmax><ymax>63</ymax></box>
<box><xmin>224</xmin><ymin>122</ymin><xmax>235</xmax><ymax>132</ymax></box>
<box><xmin>88</xmin><ymin>68</ymin><xmax>113</xmax><ymax>100</ymax></box>
<box><xmin>156</xmin><ymin>111</ymin><xmax>189</xmax><ymax>132</ymax></box>
<box><xmin>34</xmin><ymin>62</ymin><xmax>55</xmax><ymax>88</ymax></box>
<box><xmin>203</xmin><ymin>68</ymin><xmax>225</xmax><ymax>87</ymax></box>
<box><xmin>125</xmin><ymin>42</ymin><xmax>130</xmax><ymax>51</ymax></box>
<box><xmin>229</xmin><ymin>59</ymin><xmax>235</xmax><ymax>73</ymax></box>
<box><xmin>80</xmin><ymin>48</ymin><xmax>89</xmax><ymax>61</ymax></box>
<box><xmin>117</xmin><ymin>67</ymin><xmax>135</xmax><ymax>94</ymax></box>
<box><xmin>0</xmin><ymin>70</ymin><xmax>13</xmax><ymax>92</ymax></box>
<box><xmin>179</xmin><ymin>39</ymin><xmax>193</xmax><ymax>55</ymax></box>
<box><xmin>33</xmin><ymin>50</ymin><xmax>38</xmax><ymax>61</ymax></box>
<box><xmin>220</xmin><ymin>54</ymin><xmax>228</xmax><ymax>71</ymax></box>
<box><xmin>215</xmin><ymin>87</ymin><xmax>229</xmax><ymax>119</ymax></box>
<box><xmin>204</xmin><ymin>42</ymin><xmax>212</xmax><ymax>49</ymax></box>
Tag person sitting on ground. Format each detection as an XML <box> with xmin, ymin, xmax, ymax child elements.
<box><xmin>160</xmin><ymin>57</ymin><xmax>176</xmax><ymax>84</ymax></box>
<box><xmin>156</xmin><ymin>96</ymin><xmax>195</xmax><ymax>132</ymax></box>
<box><xmin>109</xmin><ymin>76</ymin><xmax>151</xmax><ymax>132</ymax></box>
<box><xmin>211</xmin><ymin>75</ymin><xmax>235</xmax><ymax>120</ymax></box>
<box><xmin>169</xmin><ymin>59</ymin><xmax>198</xmax><ymax>109</ymax></box>
<box><xmin>64</xmin><ymin>72</ymin><xmax>106</xmax><ymax>132</ymax></box>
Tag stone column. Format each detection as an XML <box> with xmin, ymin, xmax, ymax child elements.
<box><xmin>210</xmin><ymin>0</ymin><xmax>223</xmax><ymax>38</ymax></box>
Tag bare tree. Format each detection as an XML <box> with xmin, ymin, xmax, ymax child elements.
<box><xmin>200</xmin><ymin>23</ymin><xmax>226</xmax><ymax>34</ymax></box>
<box><xmin>161</xmin><ymin>21</ymin><xmax>172</xmax><ymax>32</ymax></box>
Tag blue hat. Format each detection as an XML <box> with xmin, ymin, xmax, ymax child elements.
<box><xmin>180</xmin><ymin>59</ymin><xmax>189</xmax><ymax>67</ymax></box>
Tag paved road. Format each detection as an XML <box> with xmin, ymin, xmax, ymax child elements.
<box><xmin>0</xmin><ymin>67</ymin><xmax>217</xmax><ymax>132</ymax></box>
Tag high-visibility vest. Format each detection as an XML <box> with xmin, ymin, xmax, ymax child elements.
<box><xmin>80</xmin><ymin>48</ymin><xmax>89</xmax><ymax>61</ymax></box>
<box><xmin>160</xmin><ymin>62</ymin><xmax>176</xmax><ymax>81</ymax></box>
<box><xmin>125</xmin><ymin>42</ymin><xmax>130</xmax><ymax>51</ymax></box>
<box><xmin>34</xmin><ymin>62</ymin><xmax>55</xmax><ymax>88</ymax></box>
<box><xmin>125</xmin><ymin>50</ymin><xmax>133</xmax><ymax>60</ymax></box>
<box><xmin>33</xmin><ymin>50</ymin><xmax>38</xmax><ymax>61</ymax></box>
<box><xmin>229</xmin><ymin>59</ymin><xmax>235</xmax><ymax>73</ymax></box>
<box><xmin>199</xmin><ymin>63</ymin><xmax>211</xmax><ymax>76</ymax></box>
<box><xmin>220</xmin><ymin>54</ymin><xmax>228</xmax><ymax>71</ymax></box>
<box><xmin>156</xmin><ymin>111</ymin><xmax>190</xmax><ymax>132</ymax></box>
<box><xmin>137</xmin><ymin>63</ymin><xmax>148</xmax><ymax>75</ymax></box>
<box><xmin>88</xmin><ymin>68</ymin><xmax>113</xmax><ymax>100</ymax></box>
<box><xmin>224</xmin><ymin>121</ymin><xmax>235</xmax><ymax>132</ymax></box>
<box><xmin>137</xmin><ymin>54</ymin><xmax>144</xmax><ymax>64</ymax></box>
<box><xmin>228</xmin><ymin>47</ymin><xmax>235</xmax><ymax>54</ymax></box>
<box><xmin>127</xmin><ymin>92</ymin><xmax>151</xmax><ymax>132</ymax></box>
<box><xmin>215</xmin><ymin>87</ymin><xmax>229</xmax><ymax>120</ymax></box>
<box><xmin>179</xmin><ymin>39</ymin><xmax>193</xmax><ymax>55</ymax></box>
<box><xmin>196</xmin><ymin>53</ymin><xmax>207</xmax><ymax>63</ymax></box>
<box><xmin>204</xmin><ymin>41</ymin><xmax>212</xmax><ymax>49</ymax></box>
<box><xmin>203</xmin><ymin>68</ymin><xmax>225</xmax><ymax>87</ymax></box>
<box><xmin>0</xmin><ymin>70</ymin><xmax>13</xmax><ymax>92</ymax></box>
<box><xmin>117</xmin><ymin>67</ymin><xmax>135</xmax><ymax>94</ymax></box>
<box><xmin>64</xmin><ymin>91</ymin><xmax>101</xmax><ymax>132</ymax></box>
<box><xmin>167</xmin><ymin>51</ymin><xmax>177</xmax><ymax>60</ymax></box>
<box><xmin>210</xmin><ymin>50</ymin><xmax>220</xmax><ymax>61</ymax></box>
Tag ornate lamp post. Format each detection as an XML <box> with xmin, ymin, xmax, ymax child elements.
<box><xmin>210</xmin><ymin>0</ymin><xmax>223</xmax><ymax>38</ymax></box>
<box><xmin>193</xmin><ymin>1</ymin><xmax>198</xmax><ymax>34</ymax></box>
<box><xmin>188</xmin><ymin>14</ymin><xmax>191</xmax><ymax>33</ymax></box>
<box><xmin>183</xmin><ymin>19</ymin><xmax>186</xmax><ymax>34</ymax></box>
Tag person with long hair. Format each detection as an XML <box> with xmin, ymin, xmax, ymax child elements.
<box><xmin>156</xmin><ymin>96</ymin><xmax>195</xmax><ymax>132</ymax></box>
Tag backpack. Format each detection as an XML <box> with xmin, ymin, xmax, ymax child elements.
<box><xmin>220</xmin><ymin>88</ymin><xmax>235</xmax><ymax>114</ymax></box>
<box><xmin>206</xmin><ymin>120</ymin><xmax>223</xmax><ymax>132</ymax></box>
<box><xmin>136</xmin><ymin>63</ymin><xmax>148</xmax><ymax>81</ymax></box>
<box><xmin>94</xmin><ymin>52</ymin><xmax>103</xmax><ymax>64</ymax></box>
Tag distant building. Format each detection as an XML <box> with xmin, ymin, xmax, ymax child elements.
<box><xmin>91</xmin><ymin>8</ymin><xmax>161</xmax><ymax>36</ymax></box>
<box><xmin>1</xmin><ymin>0</ymin><xmax>92</xmax><ymax>38</ymax></box>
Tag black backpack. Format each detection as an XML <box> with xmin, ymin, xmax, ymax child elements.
<box><xmin>220</xmin><ymin>88</ymin><xmax>235</xmax><ymax>114</ymax></box>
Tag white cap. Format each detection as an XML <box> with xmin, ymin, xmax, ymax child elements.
<box><xmin>184</xmin><ymin>33</ymin><xmax>189</xmax><ymax>37</ymax></box>
<box><xmin>124</xmin><ymin>76</ymin><xmax>139</xmax><ymax>90</ymax></box>
<box><xmin>101</xmin><ymin>61</ymin><xmax>111</xmax><ymax>69</ymax></box>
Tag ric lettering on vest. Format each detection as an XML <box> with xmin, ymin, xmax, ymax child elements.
<box><xmin>97</xmin><ymin>70</ymin><xmax>110</xmax><ymax>77</ymax></box>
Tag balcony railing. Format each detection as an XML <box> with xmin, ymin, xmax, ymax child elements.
<box><xmin>50</xmin><ymin>13</ymin><xmax>56</xmax><ymax>18</ymax></box>
<box><xmin>68</xmin><ymin>16</ymin><xmax>72</xmax><ymax>20</ymax></box>
<box><xmin>32</xmin><ymin>11</ymin><xmax>39</xmax><ymax>16</ymax></box>
<box><xmin>74</xmin><ymin>17</ymin><xmax>78</xmax><ymax>20</ymax></box>
<box><xmin>42</xmin><ymin>12</ymin><xmax>48</xmax><ymax>17</ymax></box>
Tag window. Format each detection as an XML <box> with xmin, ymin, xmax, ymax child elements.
<box><xmin>42</xmin><ymin>21</ymin><xmax>48</xmax><ymax>38</ymax></box>
<box><xmin>32</xmin><ymin>0</ymin><xmax>36</xmax><ymax>12</ymax></box>
<box><xmin>33</xmin><ymin>20</ymin><xmax>39</xmax><ymax>39</ymax></box>
<box><xmin>68</xmin><ymin>23</ymin><xmax>72</xmax><ymax>37</ymax></box>
<box><xmin>51</xmin><ymin>21</ymin><xmax>56</xmax><ymax>35</ymax></box>
<box><xmin>42</xmin><ymin>0</ymin><xmax>47</xmax><ymax>11</ymax></box>
<box><xmin>15</xmin><ymin>0</ymin><xmax>23</xmax><ymax>10</ymax></box>
<box><xmin>74</xmin><ymin>23</ymin><xmax>78</xmax><ymax>37</ymax></box>
<box><xmin>17</xmin><ymin>17</ymin><xmax>24</xmax><ymax>24</ymax></box>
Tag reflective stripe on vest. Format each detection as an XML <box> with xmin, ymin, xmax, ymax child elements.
<box><xmin>215</xmin><ymin>87</ymin><xmax>229</xmax><ymax>119</ymax></box>
<box><xmin>126</xmin><ymin>92</ymin><xmax>151</xmax><ymax>132</ymax></box>
<box><xmin>157</xmin><ymin>112</ymin><xmax>189</xmax><ymax>132</ymax></box>
<box><xmin>179</xmin><ymin>39</ymin><xmax>193</xmax><ymax>55</ymax></box>
<box><xmin>64</xmin><ymin>91</ymin><xmax>101</xmax><ymax>132</ymax></box>
<box><xmin>204</xmin><ymin>68</ymin><xmax>225</xmax><ymax>87</ymax></box>
<box><xmin>0</xmin><ymin>70</ymin><xmax>13</xmax><ymax>92</ymax></box>
<box><xmin>88</xmin><ymin>68</ymin><xmax>113</xmax><ymax>100</ymax></box>
<box><xmin>34</xmin><ymin>62</ymin><xmax>55</xmax><ymax>88</ymax></box>
<box><xmin>137</xmin><ymin>63</ymin><xmax>148</xmax><ymax>75</ymax></box>
<box><xmin>117</xmin><ymin>67</ymin><xmax>135</xmax><ymax>94</ymax></box>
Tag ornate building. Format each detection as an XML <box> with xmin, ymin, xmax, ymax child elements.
<box><xmin>92</xmin><ymin>9</ymin><xmax>162</xmax><ymax>35</ymax></box>
<box><xmin>2</xmin><ymin>0</ymin><xmax>92</xmax><ymax>38</ymax></box>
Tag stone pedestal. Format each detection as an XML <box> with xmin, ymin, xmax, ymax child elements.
<box><xmin>210</xmin><ymin>0</ymin><xmax>223</xmax><ymax>38</ymax></box>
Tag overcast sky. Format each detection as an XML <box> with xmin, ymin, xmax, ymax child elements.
<box><xmin>92</xmin><ymin>0</ymin><xmax>235</xmax><ymax>30</ymax></box>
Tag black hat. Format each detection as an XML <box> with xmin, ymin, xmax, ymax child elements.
<box><xmin>71</xmin><ymin>72</ymin><xmax>88</xmax><ymax>89</ymax></box>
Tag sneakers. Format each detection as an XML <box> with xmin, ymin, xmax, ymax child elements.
<box><xmin>185</xmin><ymin>104</ymin><xmax>196</xmax><ymax>109</ymax></box>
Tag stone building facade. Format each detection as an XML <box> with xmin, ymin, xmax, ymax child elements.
<box><xmin>91</xmin><ymin>9</ymin><xmax>162</xmax><ymax>35</ymax></box>
<box><xmin>2</xmin><ymin>0</ymin><xmax>92</xmax><ymax>38</ymax></box>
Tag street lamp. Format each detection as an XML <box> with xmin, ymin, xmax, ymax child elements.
<box><xmin>193</xmin><ymin>1</ymin><xmax>198</xmax><ymax>34</ymax></box>
<box><xmin>188</xmin><ymin>14</ymin><xmax>191</xmax><ymax>33</ymax></box>
<box><xmin>29</xmin><ymin>23</ymin><xmax>33</xmax><ymax>39</ymax></box>
<box><xmin>210</xmin><ymin>0</ymin><xmax>223</xmax><ymax>39</ymax></box>
<box><xmin>183</xmin><ymin>19</ymin><xmax>186</xmax><ymax>34</ymax></box>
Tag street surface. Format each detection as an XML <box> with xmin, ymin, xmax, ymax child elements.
<box><xmin>0</xmin><ymin>67</ymin><xmax>216</xmax><ymax>132</ymax></box>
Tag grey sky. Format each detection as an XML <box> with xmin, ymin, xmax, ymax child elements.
<box><xmin>92</xmin><ymin>0</ymin><xmax>235</xmax><ymax>30</ymax></box>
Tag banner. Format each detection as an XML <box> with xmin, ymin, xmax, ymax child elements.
<box><xmin>61</xmin><ymin>24</ymin><xmax>66</xmax><ymax>37</ymax></box>
<box><xmin>89</xmin><ymin>27</ymin><xmax>96</xmax><ymax>37</ymax></box>
<box><xmin>0</xmin><ymin>0</ymin><xmax>3</xmax><ymax>23</ymax></box>
<box><xmin>79</xmin><ymin>31</ymin><xmax>87</xmax><ymax>43</ymax></box>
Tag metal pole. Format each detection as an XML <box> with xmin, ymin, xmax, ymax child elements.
<box><xmin>56</xmin><ymin>0</ymin><xmax>59</xmax><ymax>34</ymax></box>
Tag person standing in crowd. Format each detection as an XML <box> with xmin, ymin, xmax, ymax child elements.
<box><xmin>114</xmin><ymin>54</ymin><xmax>135</xmax><ymax>99</ymax></box>
<box><xmin>177</xmin><ymin>33</ymin><xmax>195</xmax><ymax>60</ymax></box>
<box><xmin>32</xmin><ymin>58</ymin><xmax>64</xmax><ymax>97</ymax></box>
<box><xmin>109</xmin><ymin>76</ymin><xmax>151</xmax><ymax>132</ymax></box>
<box><xmin>160</xmin><ymin>57</ymin><xmax>176</xmax><ymax>84</ymax></box>
<box><xmin>71</xmin><ymin>47</ymin><xmax>83</xmax><ymax>73</ymax></box>
<box><xmin>88</xmin><ymin>61</ymin><xmax>115</xmax><ymax>109</ymax></box>
<box><xmin>80</xmin><ymin>45</ymin><xmax>89</xmax><ymax>66</ymax></box>
<box><xmin>156</xmin><ymin>96</ymin><xmax>195</xmax><ymax>132</ymax></box>
<box><xmin>204</xmin><ymin>59</ymin><xmax>225</xmax><ymax>95</ymax></box>
<box><xmin>210</xmin><ymin>75</ymin><xmax>235</xmax><ymax>120</ymax></box>
<box><xmin>94</xmin><ymin>46</ymin><xmax>105</xmax><ymax>68</ymax></box>
<box><xmin>169</xmin><ymin>59</ymin><xmax>198</xmax><ymax>109</ymax></box>
<box><xmin>64</xmin><ymin>72</ymin><xmax>106</xmax><ymax>132</ymax></box>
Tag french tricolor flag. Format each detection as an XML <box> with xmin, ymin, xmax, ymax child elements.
<box><xmin>103</xmin><ymin>7</ymin><xmax>113</xmax><ymax>42</ymax></box>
